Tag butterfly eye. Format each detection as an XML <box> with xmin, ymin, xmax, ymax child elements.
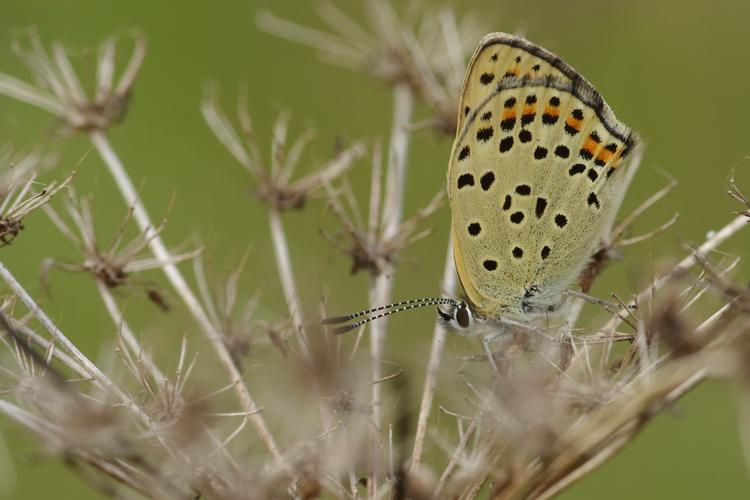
<box><xmin>455</xmin><ymin>303</ymin><xmax>471</xmax><ymax>328</ymax></box>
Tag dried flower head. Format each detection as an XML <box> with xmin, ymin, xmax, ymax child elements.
<box><xmin>0</xmin><ymin>29</ymin><xmax>145</xmax><ymax>134</ymax></box>
<box><xmin>0</xmin><ymin>147</ymin><xmax>70</xmax><ymax>246</ymax></box>
<box><xmin>193</xmin><ymin>254</ymin><xmax>272</xmax><ymax>369</ymax></box>
<box><xmin>258</xmin><ymin>0</ymin><xmax>487</xmax><ymax>133</ymax></box>
<box><xmin>41</xmin><ymin>187</ymin><xmax>199</xmax><ymax>308</ymax></box>
<box><xmin>322</xmin><ymin>141</ymin><xmax>443</xmax><ymax>276</ymax></box>
<box><xmin>202</xmin><ymin>86</ymin><xmax>365</xmax><ymax>211</ymax></box>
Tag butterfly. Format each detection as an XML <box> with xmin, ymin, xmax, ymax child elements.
<box><xmin>324</xmin><ymin>32</ymin><xmax>640</xmax><ymax>344</ymax></box>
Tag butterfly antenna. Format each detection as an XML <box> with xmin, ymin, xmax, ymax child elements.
<box><xmin>323</xmin><ymin>297</ymin><xmax>456</xmax><ymax>334</ymax></box>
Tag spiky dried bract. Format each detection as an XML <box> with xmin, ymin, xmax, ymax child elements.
<box><xmin>202</xmin><ymin>87</ymin><xmax>365</xmax><ymax>211</ymax></box>
<box><xmin>192</xmin><ymin>253</ymin><xmax>278</xmax><ymax>369</ymax></box>
<box><xmin>322</xmin><ymin>142</ymin><xmax>444</xmax><ymax>276</ymax></box>
<box><xmin>41</xmin><ymin>187</ymin><xmax>199</xmax><ymax>309</ymax></box>
<box><xmin>0</xmin><ymin>147</ymin><xmax>69</xmax><ymax>246</ymax></box>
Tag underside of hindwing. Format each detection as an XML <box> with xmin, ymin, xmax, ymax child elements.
<box><xmin>448</xmin><ymin>33</ymin><xmax>640</xmax><ymax>318</ymax></box>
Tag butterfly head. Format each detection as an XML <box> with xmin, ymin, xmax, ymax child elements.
<box><xmin>436</xmin><ymin>299</ymin><xmax>484</xmax><ymax>334</ymax></box>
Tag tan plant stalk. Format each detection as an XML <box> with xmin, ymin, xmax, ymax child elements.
<box><xmin>367</xmin><ymin>83</ymin><xmax>413</xmax><ymax>496</ymax></box>
<box><xmin>409</xmin><ymin>240</ymin><xmax>457</xmax><ymax>471</ymax></box>
<box><xmin>88</xmin><ymin>132</ymin><xmax>282</xmax><ymax>462</ymax></box>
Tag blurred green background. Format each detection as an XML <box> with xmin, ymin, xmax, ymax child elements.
<box><xmin>1</xmin><ymin>0</ymin><xmax>749</xmax><ymax>498</ymax></box>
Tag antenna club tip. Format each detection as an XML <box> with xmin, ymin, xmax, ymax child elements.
<box><xmin>321</xmin><ymin>316</ymin><xmax>348</xmax><ymax>325</ymax></box>
<box><xmin>332</xmin><ymin>325</ymin><xmax>355</xmax><ymax>334</ymax></box>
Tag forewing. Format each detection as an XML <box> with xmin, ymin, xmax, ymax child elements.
<box><xmin>455</xmin><ymin>33</ymin><xmax>576</xmax><ymax>134</ymax></box>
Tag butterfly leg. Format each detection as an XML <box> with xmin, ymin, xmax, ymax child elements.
<box><xmin>564</xmin><ymin>290</ymin><xmax>634</xmax><ymax>314</ymax></box>
<box><xmin>497</xmin><ymin>317</ymin><xmax>556</xmax><ymax>342</ymax></box>
<box><xmin>482</xmin><ymin>331</ymin><xmax>502</xmax><ymax>372</ymax></box>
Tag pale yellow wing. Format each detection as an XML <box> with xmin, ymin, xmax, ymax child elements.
<box><xmin>448</xmin><ymin>33</ymin><xmax>640</xmax><ymax>318</ymax></box>
<box><xmin>455</xmin><ymin>33</ymin><xmax>575</xmax><ymax>135</ymax></box>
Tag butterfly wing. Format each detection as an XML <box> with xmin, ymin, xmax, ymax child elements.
<box><xmin>448</xmin><ymin>33</ymin><xmax>640</xmax><ymax>318</ymax></box>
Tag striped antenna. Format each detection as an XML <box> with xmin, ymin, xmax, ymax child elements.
<box><xmin>323</xmin><ymin>297</ymin><xmax>456</xmax><ymax>334</ymax></box>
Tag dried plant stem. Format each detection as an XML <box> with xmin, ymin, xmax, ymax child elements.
<box><xmin>0</xmin><ymin>262</ymin><xmax>159</xmax><ymax>430</ymax></box>
<box><xmin>87</xmin><ymin>130</ymin><xmax>283</xmax><ymax>463</ymax></box>
<box><xmin>507</xmin><ymin>351</ymin><xmax>729</xmax><ymax>500</ymax></box>
<box><xmin>0</xmin><ymin>74</ymin><xmax>66</xmax><ymax>116</ymax></box>
<box><xmin>95</xmin><ymin>280</ymin><xmax>166</xmax><ymax>385</ymax></box>
<box><xmin>601</xmin><ymin>214</ymin><xmax>748</xmax><ymax>334</ymax></box>
<box><xmin>434</xmin><ymin>413</ymin><xmax>478</xmax><ymax>496</ymax></box>
<box><xmin>0</xmin><ymin>399</ymin><xmax>160</xmax><ymax>497</ymax></box>
<box><xmin>368</xmin><ymin>83</ymin><xmax>413</xmax><ymax>496</ymax></box>
<box><xmin>409</xmin><ymin>240</ymin><xmax>456</xmax><ymax>471</ymax></box>
<box><xmin>0</xmin><ymin>398</ymin><xmax>52</xmax><ymax>438</ymax></box>
<box><xmin>268</xmin><ymin>208</ymin><xmax>311</xmax><ymax>361</ymax></box>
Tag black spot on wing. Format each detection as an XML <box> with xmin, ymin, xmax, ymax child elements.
<box><xmin>480</xmin><ymin>171</ymin><xmax>496</xmax><ymax>191</ymax></box>
<box><xmin>554</xmin><ymin>145</ymin><xmax>570</xmax><ymax>158</ymax></box>
<box><xmin>535</xmin><ymin>197</ymin><xmax>547</xmax><ymax>218</ymax></box>
<box><xmin>587</xmin><ymin>192</ymin><xmax>600</xmax><ymax>209</ymax></box>
<box><xmin>457</xmin><ymin>174</ymin><xmax>474</xmax><ymax>189</ymax></box>
<box><xmin>458</xmin><ymin>145</ymin><xmax>470</xmax><ymax>161</ymax></box>
<box><xmin>554</xmin><ymin>214</ymin><xmax>568</xmax><ymax>228</ymax></box>
<box><xmin>515</xmin><ymin>184</ymin><xmax>531</xmax><ymax>195</ymax></box>
<box><xmin>502</xmin><ymin>195</ymin><xmax>512</xmax><ymax>210</ymax></box>
<box><xmin>569</xmin><ymin>164</ymin><xmax>585</xmax><ymax>176</ymax></box>
<box><xmin>499</xmin><ymin>136</ymin><xmax>514</xmax><ymax>152</ymax></box>
<box><xmin>500</xmin><ymin>117</ymin><xmax>516</xmax><ymax>131</ymax></box>
<box><xmin>477</xmin><ymin>127</ymin><xmax>494</xmax><ymax>142</ymax></box>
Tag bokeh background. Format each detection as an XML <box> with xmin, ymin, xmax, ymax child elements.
<box><xmin>1</xmin><ymin>0</ymin><xmax>749</xmax><ymax>498</ymax></box>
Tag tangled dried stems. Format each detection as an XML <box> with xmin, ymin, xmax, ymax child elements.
<box><xmin>0</xmin><ymin>2</ymin><xmax>748</xmax><ymax>499</ymax></box>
